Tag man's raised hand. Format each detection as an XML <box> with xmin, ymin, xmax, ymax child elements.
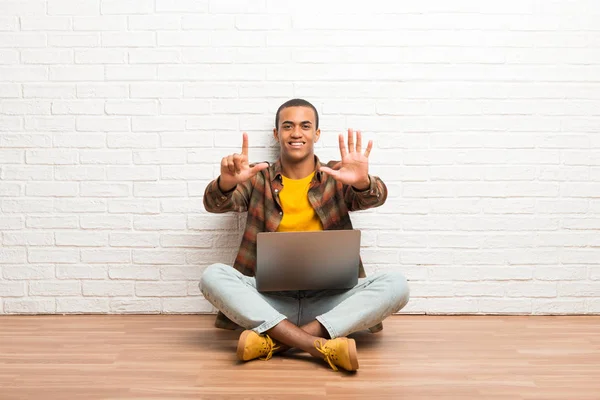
<box><xmin>319</xmin><ymin>129</ymin><xmax>373</xmax><ymax>191</ymax></box>
<box><xmin>218</xmin><ymin>133</ymin><xmax>269</xmax><ymax>192</ymax></box>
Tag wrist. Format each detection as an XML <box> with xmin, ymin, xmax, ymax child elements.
<box><xmin>352</xmin><ymin>176</ymin><xmax>370</xmax><ymax>192</ymax></box>
<box><xmin>217</xmin><ymin>176</ymin><xmax>237</xmax><ymax>193</ymax></box>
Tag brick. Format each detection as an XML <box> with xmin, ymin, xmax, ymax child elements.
<box><xmin>106</xmin><ymin>166</ymin><xmax>158</xmax><ymax>181</ymax></box>
<box><xmin>4</xmin><ymin>299</ymin><xmax>56</xmax><ymax>314</ymax></box>
<box><xmin>133</xmin><ymin>150</ymin><xmax>186</xmax><ymax>164</ymax></box>
<box><xmin>73</xmin><ymin>16</ymin><xmax>127</xmax><ymax>31</ymax></box>
<box><xmin>0</xmin><ymin>149</ymin><xmax>24</xmax><ymax>163</ymax></box>
<box><xmin>105</xmin><ymin>101</ymin><xmax>158</xmax><ymax>116</ymax></box>
<box><xmin>80</xmin><ymin>215</ymin><xmax>132</xmax><ymax>230</ymax></box>
<box><xmin>109</xmin><ymin>233</ymin><xmax>159</xmax><ymax>248</ymax></box>
<box><xmin>0</xmin><ymin>55</ymin><xmax>18</xmax><ymax>70</ymax></box>
<box><xmin>0</xmin><ymin>17</ymin><xmax>18</xmax><ymax>31</ymax></box>
<box><xmin>81</xmin><ymin>249</ymin><xmax>131</xmax><ymax>263</ymax></box>
<box><xmin>130</xmin><ymin>83</ymin><xmax>182</xmax><ymax>99</ymax></box>
<box><xmin>24</xmin><ymin>116</ymin><xmax>75</xmax><ymax>131</ymax></box>
<box><xmin>1</xmin><ymin>134</ymin><xmax>52</xmax><ymax>148</ymax></box>
<box><xmin>80</xmin><ymin>150</ymin><xmax>132</xmax><ymax>165</ymax></box>
<box><xmin>558</xmin><ymin>283</ymin><xmax>600</xmax><ymax>297</ymax></box>
<box><xmin>2</xmin><ymin>199</ymin><xmax>53</xmax><ymax>213</ymax></box>
<box><xmin>26</xmin><ymin>182</ymin><xmax>78</xmax><ymax>197</ymax></box>
<box><xmin>110</xmin><ymin>299</ymin><xmax>160</xmax><ymax>313</ymax></box>
<box><xmin>133</xmin><ymin>250</ymin><xmax>185</xmax><ymax>265</ymax></box>
<box><xmin>134</xmin><ymin>215</ymin><xmax>187</xmax><ymax>231</ymax></box>
<box><xmin>56</xmin><ymin>232</ymin><xmax>108</xmax><ymax>247</ymax></box>
<box><xmin>3</xmin><ymin>265</ymin><xmax>54</xmax><ymax>280</ymax></box>
<box><xmin>129</xmin><ymin>49</ymin><xmax>181</xmax><ymax>64</ymax></box>
<box><xmin>156</xmin><ymin>0</ymin><xmax>209</xmax><ymax>13</ymax></box>
<box><xmin>105</xmin><ymin>65</ymin><xmax>157</xmax><ymax>81</ymax></box>
<box><xmin>102</xmin><ymin>32</ymin><xmax>155</xmax><ymax>47</ymax></box>
<box><xmin>160</xmin><ymin>199</ymin><xmax>205</xmax><ymax>213</ymax></box>
<box><xmin>160</xmin><ymin>166</ymin><xmax>213</xmax><ymax>180</ymax></box>
<box><xmin>3</xmin><ymin>232</ymin><xmax>53</xmax><ymax>246</ymax></box>
<box><xmin>109</xmin><ymin>265</ymin><xmax>160</xmax><ymax>280</ymax></box>
<box><xmin>0</xmin><ymin>281</ymin><xmax>26</xmax><ymax>296</ymax></box>
<box><xmin>25</xmin><ymin>149</ymin><xmax>77</xmax><ymax>165</ymax></box>
<box><xmin>75</xmin><ymin>49</ymin><xmax>126</xmax><ymax>64</ymax></box>
<box><xmin>132</xmin><ymin>117</ymin><xmax>185</xmax><ymax>132</ymax></box>
<box><xmin>133</xmin><ymin>182</ymin><xmax>187</xmax><ymax>197</ymax></box>
<box><xmin>81</xmin><ymin>182</ymin><xmax>130</xmax><ymax>197</ymax></box>
<box><xmin>77</xmin><ymin>83</ymin><xmax>128</xmax><ymax>98</ymax></box>
<box><xmin>30</xmin><ymin>281</ymin><xmax>81</xmax><ymax>296</ymax></box>
<box><xmin>48</xmin><ymin>0</ymin><xmax>100</xmax><ymax>15</ymax></box>
<box><xmin>47</xmin><ymin>33</ymin><xmax>100</xmax><ymax>47</ymax></box>
<box><xmin>159</xmin><ymin>99</ymin><xmax>210</xmax><ymax>115</ymax></box>
<box><xmin>160</xmin><ymin>234</ymin><xmax>213</xmax><ymax>248</ymax></box>
<box><xmin>0</xmin><ymin>183</ymin><xmax>22</xmax><ymax>196</ymax></box>
<box><xmin>478</xmin><ymin>298</ymin><xmax>532</xmax><ymax>314</ymax></box>
<box><xmin>0</xmin><ymin>34</ymin><xmax>45</xmax><ymax>48</ymax></box>
<box><xmin>128</xmin><ymin>15</ymin><xmax>181</xmax><ymax>31</ymax></box>
<box><xmin>54</xmin><ymin>165</ymin><xmax>106</xmax><ymax>181</ymax></box>
<box><xmin>57</xmin><ymin>265</ymin><xmax>107</xmax><ymax>279</ymax></box>
<box><xmin>77</xmin><ymin>116</ymin><xmax>129</xmax><ymax>132</ymax></box>
<box><xmin>26</xmin><ymin>216</ymin><xmax>78</xmax><ymax>229</ymax></box>
<box><xmin>28</xmin><ymin>248</ymin><xmax>79</xmax><ymax>264</ymax></box>
<box><xmin>182</xmin><ymin>15</ymin><xmax>234</xmax><ymax>30</ymax></box>
<box><xmin>0</xmin><ymin>83</ymin><xmax>21</xmax><ymax>97</ymax></box>
<box><xmin>101</xmin><ymin>0</ymin><xmax>153</xmax><ymax>14</ymax></box>
<box><xmin>184</xmin><ymin>83</ymin><xmax>237</xmax><ymax>98</ymax></box>
<box><xmin>160</xmin><ymin>266</ymin><xmax>204</xmax><ymax>280</ymax></box>
<box><xmin>163</xmin><ymin>297</ymin><xmax>212</xmax><ymax>313</ymax></box>
<box><xmin>1</xmin><ymin>166</ymin><xmax>52</xmax><ymax>180</ymax></box>
<box><xmin>82</xmin><ymin>281</ymin><xmax>133</xmax><ymax>296</ymax></box>
<box><xmin>49</xmin><ymin>66</ymin><xmax>104</xmax><ymax>82</ymax></box>
<box><xmin>0</xmin><ymin>216</ymin><xmax>25</xmax><ymax>230</ymax></box>
<box><xmin>0</xmin><ymin>116</ymin><xmax>22</xmax><ymax>131</ymax></box>
<box><xmin>1</xmin><ymin>100</ymin><xmax>50</xmax><ymax>115</ymax></box>
<box><xmin>21</xmin><ymin>49</ymin><xmax>73</xmax><ymax>65</ymax></box>
<box><xmin>108</xmin><ymin>133</ymin><xmax>158</xmax><ymax>148</ymax></box>
<box><xmin>57</xmin><ymin>298</ymin><xmax>109</xmax><ymax>313</ymax></box>
<box><xmin>186</xmin><ymin>250</ymin><xmax>234</xmax><ymax>265</ymax></box>
<box><xmin>135</xmin><ymin>281</ymin><xmax>187</xmax><ymax>297</ymax></box>
<box><xmin>532</xmin><ymin>299</ymin><xmax>586</xmax><ymax>315</ymax></box>
<box><xmin>54</xmin><ymin>199</ymin><xmax>106</xmax><ymax>213</ymax></box>
<box><xmin>108</xmin><ymin>199</ymin><xmax>159</xmax><ymax>214</ymax></box>
<box><xmin>188</xmin><ymin>214</ymin><xmax>238</xmax><ymax>231</ymax></box>
<box><xmin>53</xmin><ymin>133</ymin><xmax>105</xmax><ymax>148</ymax></box>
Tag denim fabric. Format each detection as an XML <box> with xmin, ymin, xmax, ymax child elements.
<box><xmin>200</xmin><ymin>263</ymin><xmax>410</xmax><ymax>339</ymax></box>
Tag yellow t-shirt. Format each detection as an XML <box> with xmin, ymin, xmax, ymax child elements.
<box><xmin>276</xmin><ymin>171</ymin><xmax>323</xmax><ymax>232</ymax></box>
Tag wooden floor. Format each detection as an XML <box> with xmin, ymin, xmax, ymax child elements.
<box><xmin>1</xmin><ymin>315</ymin><xmax>599</xmax><ymax>400</ymax></box>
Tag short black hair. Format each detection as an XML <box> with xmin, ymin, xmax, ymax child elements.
<box><xmin>275</xmin><ymin>98</ymin><xmax>319</xmax><ymax>130</ymax></box>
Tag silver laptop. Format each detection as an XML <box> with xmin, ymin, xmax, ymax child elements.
<box><xmin>255</xmin><ymin>230</ymin><xmax>360</xmax><ymax>292</ymax></box>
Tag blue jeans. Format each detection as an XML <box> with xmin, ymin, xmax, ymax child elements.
<box><xmin>199</xmin><ymin>263</ymin><xmax>410</xmax><ymax>339</ymax></box>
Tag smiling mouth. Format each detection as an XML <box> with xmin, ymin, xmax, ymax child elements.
<box><xmin>288</xmin><ymin>142</ymin><xmax>305</xmax><ymax>148</ymax></box>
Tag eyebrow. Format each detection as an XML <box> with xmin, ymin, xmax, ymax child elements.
<box><xmin>282</xmin><ymin>120</ymin><xmax>312</xmax><ymax>125</ymax></box>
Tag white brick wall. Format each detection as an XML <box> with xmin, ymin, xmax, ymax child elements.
<box><xmin>1</xmin><ymin>0</ymin><xmax>599</xmax><ymax>315</ymax></box>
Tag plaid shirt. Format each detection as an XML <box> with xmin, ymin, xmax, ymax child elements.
<box><xmin>203</xmin><ymin>156</ymin><xmax>388</xmax><ymax>331</ymax></box>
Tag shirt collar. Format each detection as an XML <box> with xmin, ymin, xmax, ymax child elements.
<box><xmin>269</xmin><ymin>155</ymin><xmax>324</xmax><ymax>183</ymax></box>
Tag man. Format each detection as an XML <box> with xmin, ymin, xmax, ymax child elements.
<box><xmin>200</xmin><ymin>98</ymin><xmax>409</xmax><ymax>372</ymax></box>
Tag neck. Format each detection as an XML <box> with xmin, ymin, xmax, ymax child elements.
<box><xmin>280</xmin><ymin>154</ymin><xmax>316</xmax><ymax>179</ymax></box>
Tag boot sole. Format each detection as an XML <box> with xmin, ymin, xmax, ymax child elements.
<box><xmin>347</xmin><ymin>338</ymin><xmax>359</xmax><ymax>371</ymax></box>
<box><xmin>236</xmin><ymin>330</ymin><xmax>252</xmax><ymax>361</ymax></box>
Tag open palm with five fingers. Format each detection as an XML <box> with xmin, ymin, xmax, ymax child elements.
<box><xmin>218</xmin><ymin>133</ymin><xmax>269</xmax><ymax>192</ymax></box>
<box><xmin>320</xmin><ymin>129</ymin><xmax>373</xmax><ymax>191</ymax></box>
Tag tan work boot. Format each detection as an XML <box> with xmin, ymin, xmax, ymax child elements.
<box><xmin>314</xmin><ymin>337</ymin><xmax>359</xmax><ymax>372</ymax></box>
<box><xmin>236</xmin><ymin>330</ymin><xmax>280</xmax><ymax>361</ymax></box>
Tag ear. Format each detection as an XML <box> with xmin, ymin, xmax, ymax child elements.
<box><xmin>314</xmin><ymin>128</ymin><xmax>321</xmax><ymax>143</ymax></box>
<box><xmin>273</xmin><ymin>128</ymin><xmax>278</xmax><ymax>142</ymax></box>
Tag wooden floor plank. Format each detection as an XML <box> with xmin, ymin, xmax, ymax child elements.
<box><xmin>1</xmin><ymin>315</ymin><xmax>599</xmax><ymax>399</ymax></box>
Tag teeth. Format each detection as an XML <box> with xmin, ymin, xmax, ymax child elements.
<box><xmin>290</xmin><ymin>142</ymin><xmax>303</xmax><ymax>147</ymax></box>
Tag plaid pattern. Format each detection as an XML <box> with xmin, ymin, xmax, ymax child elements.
<box><xmin>203</xmin><ymin>156</ymin><xmax>388</xmax><ymax>331</ymax></box>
